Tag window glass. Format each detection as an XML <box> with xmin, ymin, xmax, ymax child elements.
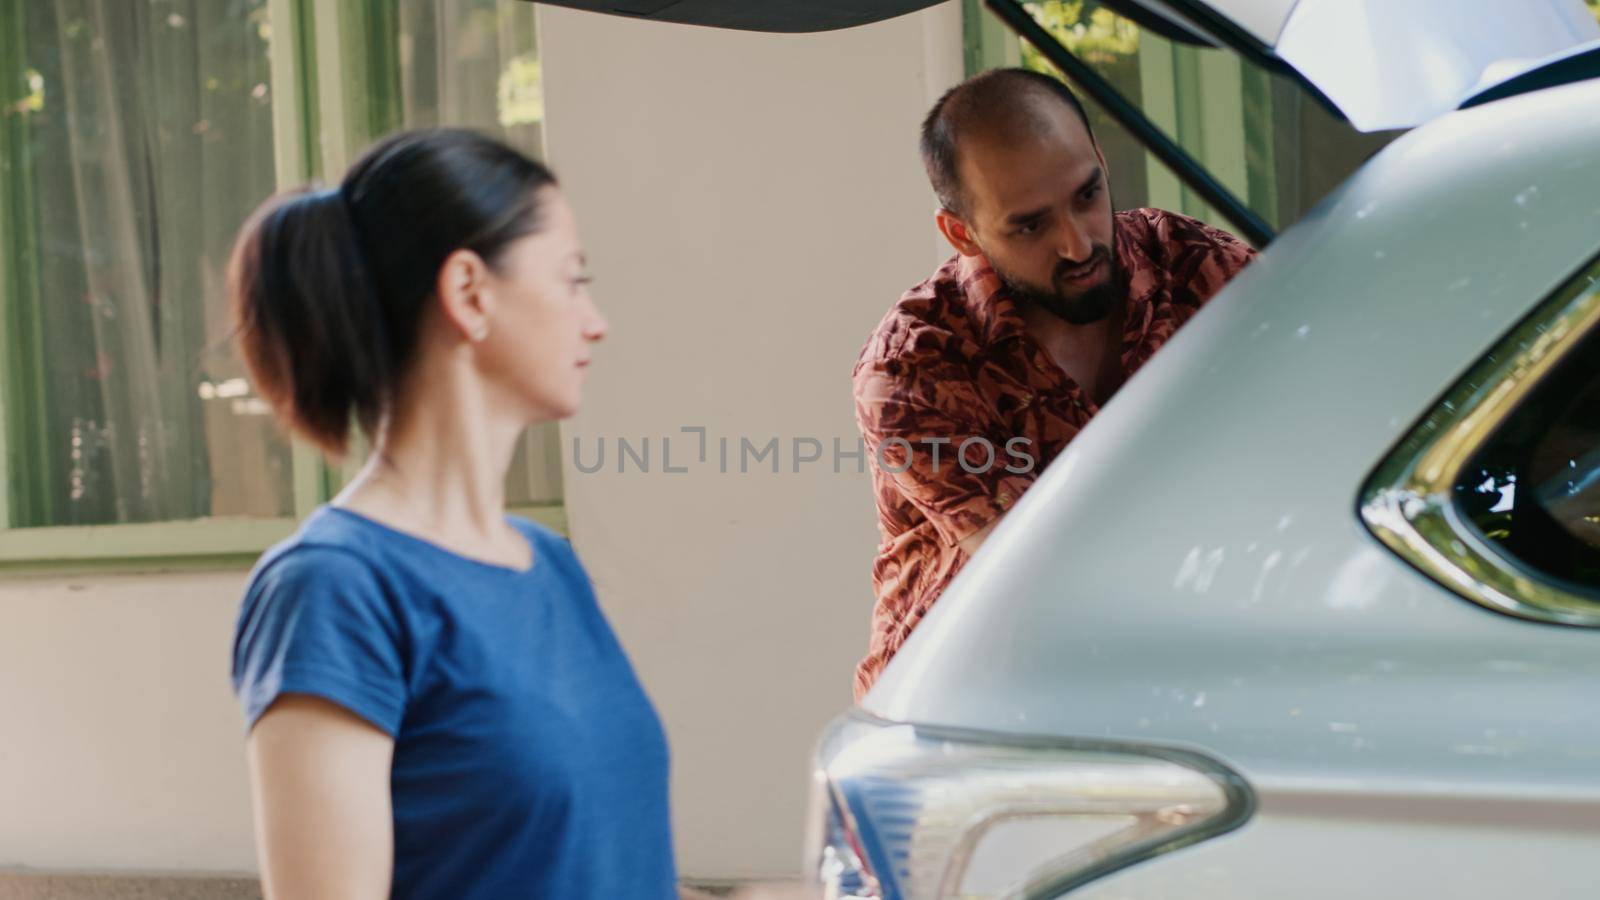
<box><xmin>991</xmin><ymin>1</ymin><xmax>1400</xmax><ymax>238</ymax></box>
<box><xmin>2</xmin><ymin>0</ymin><xmax>287</xmax><ymax>528</ymax></box>
<box><xmin>1456</xmin><ymin>318</ymin><xmax>1600</xmax><ymax>592</ymax></box>
<box><xmin>0</xmin><ymin>0</ymin><xmax>560</xmax><ymax>531</ymax></box>
<box><xmin>327</xmin><ymin>0</ymin><xmax>560</xmax><ymax>507</ymax></box>
<box><xmin>394</xmin><ymin>0</ymin><xmax>559</xmax><ymax>506</ymax></box>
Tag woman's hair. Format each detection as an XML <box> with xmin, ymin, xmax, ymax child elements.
<box><xmin>228</xmin><ymin>128</ymin><xmax>558</xmax><ymax>456</ymax></box>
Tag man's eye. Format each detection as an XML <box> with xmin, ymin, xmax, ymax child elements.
<box><xmin>1080</xmin><ymin>184</ymin><xmax>1102</xmax><ymax>202</ymax></box>
<box><xmin>1016</xmin><ymin>222</ymin><xmax>1041</xmax><ymax>236</ymax></box>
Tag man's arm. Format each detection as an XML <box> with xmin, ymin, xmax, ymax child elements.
<box><xmin>1167</xmin><ymin>213</ymin><xmax>1258</xmax><ymax>307</ymax></box>
<box><xmin>855</xmin><ymin>360</ymin><xmax>1033</xmax><ymax>553</ymax></box>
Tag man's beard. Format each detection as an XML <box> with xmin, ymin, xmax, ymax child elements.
<box><xmin>994</xmin><ymin>241</ymin><xmax>1122</xmax><ymax>326</ymax></box>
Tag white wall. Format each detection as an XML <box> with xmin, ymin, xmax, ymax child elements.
<box><xmin>538</xmin><ymin>2</ymin><xmax>961</xmax><ymax>879</ymax></box>
<box><xmin>0</xmin><ymin>2</ymin><xmax>962</xmax><ymax>881</ymax></box>
<box><xmin>0</xmin><ymin>571</ymin><xmax>258</xmax><ymax>873</ymax></box>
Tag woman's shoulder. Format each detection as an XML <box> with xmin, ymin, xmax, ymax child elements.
<box><xmin>233</xmin><ymin>509</ymin><xmax>409</xmax><ymax>736</ymax></box>
<box><xmin>238</xmin><ymin>509</ymin><xmax>423</xmax><ymax>631</ymax></box>
<box><xmin>249</xmin><ymin>506</ymin><xmax>390</xmax><ymax>587</ymax></box>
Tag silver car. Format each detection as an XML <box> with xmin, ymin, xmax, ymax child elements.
<box><xmin>552</xmin><ymin>0</ymin><xmax>1600</xmax><ymax>893</ymax></box>
<box><xmin>792</xmin><ymin>1</ymin><xmax>1600</xmax><ymax>898</ymax></box>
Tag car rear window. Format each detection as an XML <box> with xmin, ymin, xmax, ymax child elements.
<box><xmin>1362</xmin><ymin>252</ymin><xmax>1600</xmax><ymax>627</ymax></box>
<box><xmin>1456</xmin><ymin>322</ymin><xmax>1600</xmax><ymax>592</ymax></box>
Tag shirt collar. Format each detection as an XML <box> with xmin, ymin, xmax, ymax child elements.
<box><xmin>952</xmin><ymin>252</ymin><xmax>1029</xmax><ymax>346</ymax></box>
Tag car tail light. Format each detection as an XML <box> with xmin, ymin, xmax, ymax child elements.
<box><xmin>804</xmin><ymin>712</ymin><xmax>1253</xmax><ymax>899</ymax></box>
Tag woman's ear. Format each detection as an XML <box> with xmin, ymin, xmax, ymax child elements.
<box><xmin>435</xmin><ymin>248</ymin><xmax>493</xmax><ymax>343</ymax></box>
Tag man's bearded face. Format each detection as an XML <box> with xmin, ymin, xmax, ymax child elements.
<box><xmin>955</xmin><ymin>103</ymin><xmax>1122</xmax><ymax>325</ymax></box>
<box><xmin>990</xmin><ymin>225</ymin><xmax>1121</xmax><ymax>325</ymax></box>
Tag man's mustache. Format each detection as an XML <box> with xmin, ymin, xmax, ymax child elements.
<box><xmin>1054</xmin><ymin>246</ymin><xmax>1111</xmax><ymax>283</ymax></box>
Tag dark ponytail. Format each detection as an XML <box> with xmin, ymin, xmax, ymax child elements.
<box><xmin>228</xmin><ymin>129</ymin><xmax>558</xmax><ymax>456</ymax></box>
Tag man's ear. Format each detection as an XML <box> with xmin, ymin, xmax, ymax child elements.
<box><xmin>935</xmin><ymin>208</ymin><xmax>984</xmax><ymax>258</ymax></box>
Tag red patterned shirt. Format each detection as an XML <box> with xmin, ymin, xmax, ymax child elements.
<box><xmin>852</xmin><ymin>208</ymin><xmax>1256</xmax><ymax>698</ymax></box>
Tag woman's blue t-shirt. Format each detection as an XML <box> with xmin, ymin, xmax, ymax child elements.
<box><xmin>231</xmin><ymin>506</ymin><xmax>676</xmax><ymax>899</ymax></box>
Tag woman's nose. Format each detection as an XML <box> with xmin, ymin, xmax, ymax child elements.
<box><xmin>582</xmin><ymin>301</ymin><xmax>609</xmax><ymax>343</ymax></box>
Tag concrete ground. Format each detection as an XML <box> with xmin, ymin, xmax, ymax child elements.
<box><xmin>0</xmin><ymin>872</ymin><xmax>260</xmax><ymax>900</ymax></box>
<box><xmin>0</xmin><ymin>871</ymin><xmax>791</xmax><ymax>898</ymax></box>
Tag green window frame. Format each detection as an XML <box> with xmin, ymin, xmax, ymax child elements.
<box><xmin>0</xmin><ymin>0</ymin><xmax>562</xmax><ymax>576</ymax></box>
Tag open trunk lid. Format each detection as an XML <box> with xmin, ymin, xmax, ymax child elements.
<box><xmin>531</xmin><ymin>0</ymin><xmax>944</xmax><ymax>34</ymax></box>
<box><xmin>540</xmin><ymin>0</ymin><xmax>1600</xmax><ymax>132</ymax></box>
<box><xmin>1099</xmin><ymin>0</ymin><xmax>1600</xmax><ymax>131</ymax></box>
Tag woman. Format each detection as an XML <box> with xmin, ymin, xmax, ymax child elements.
<box><xmin>228</xmin><ymin>129</ymin><xmax>673</xmax><ymax>898</ymax></box>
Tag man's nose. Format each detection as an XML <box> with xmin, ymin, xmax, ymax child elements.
<box><xmin>1055</xmin><ymin>221</ymin><xmax>1095</xmax><ymax>264</ymax></box>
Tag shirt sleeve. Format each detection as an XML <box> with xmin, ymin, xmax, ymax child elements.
<box><xmin>1164</xmin><ymin>214</ymin><xmax>1258</xmax><ymax>308</ymax></box>
<box><xmin>231</xmin><ymin>546</ymin><xmax>407</xmax><ymax>736</ymax></box>
<box><xmin>855</xmin><ymin>357</ymin><xmax>1037</xmax><ymax>547</ymax></box>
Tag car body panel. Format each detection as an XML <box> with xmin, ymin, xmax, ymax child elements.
<box><xmin>1070</xmin><ymin>799</ymin><xmax>1600</xmax><ymax>899</ymax></box>
<box><xmin>863</xmin><ymin>75</ymin><xmax>1600</xmax><ymax>803</ymax></box>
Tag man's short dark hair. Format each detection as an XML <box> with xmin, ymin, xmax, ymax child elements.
<box><xmin>920</xmin><ymin>67</ymin><xmax>1095</xmax><ymax>217</ymax></box>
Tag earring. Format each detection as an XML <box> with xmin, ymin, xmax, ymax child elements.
<box><xmin>472</xmin><ymin>323</ymin><xmax>490</xmax><ymax>343</ymax></box>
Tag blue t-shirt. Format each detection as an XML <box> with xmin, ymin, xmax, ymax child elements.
<box><xmin>232</xmin><ymin>506</ymin><xmax>676</xmax><ymax>899</ymax></box>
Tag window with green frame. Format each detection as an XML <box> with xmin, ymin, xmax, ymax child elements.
<box><xmin>0</xmin><ymin>0</ymin><xmax>562</xmax><ymax>573</ymax></box>
<box><xmin>962</xmin><ymin>0</ymin><xmax>1402</xmax><ymax>241</ymax></box>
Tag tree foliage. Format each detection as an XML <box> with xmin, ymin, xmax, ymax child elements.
<box><xmin>1021</xmin><ymin>1</ymin><xmax>1139</xmax><ymax>73</ymax></box>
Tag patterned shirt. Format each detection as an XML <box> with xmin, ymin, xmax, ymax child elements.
<box><xmin>852</xmin><ymin>207</ymin><xmax>1256</xmax><ymax>698</ymax></box>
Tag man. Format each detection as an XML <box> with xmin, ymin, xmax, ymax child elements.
<box><xmin>852</xmin><ymin>68</ymin><xmax>1256</xmax><ymax>698</ymax></box>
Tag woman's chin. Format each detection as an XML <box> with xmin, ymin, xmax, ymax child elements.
<box><xmin>520</xmin><ymin>389</ymin><xmax>582</xmax><ymax>424</ymax></box>
<box><xmin>549</xmin><ymin>392</ymin><xmax>584</xmax><ymax>421</ymax></box>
